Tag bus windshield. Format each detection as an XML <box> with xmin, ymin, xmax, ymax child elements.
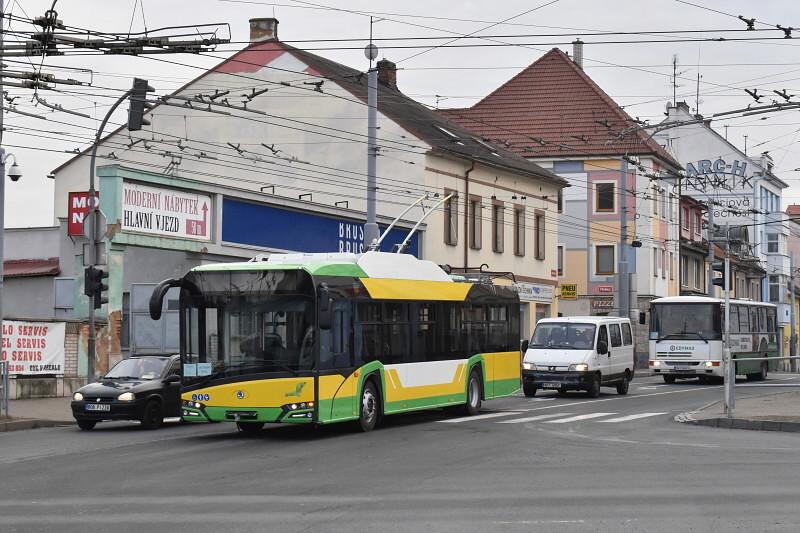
<box><xmin>650</xmin><ymin>303</ymin><xmax>721</xmax><ymax>341</ymax></box>
<box><xmin>180</xmin><ymin>269</ymin><xmax>316</xmax><ymax>385</ymax></box>
<box><xmin>530</xmin><ymin>323</ymin><xmax>596</xmax><ymax>350</ymax></box>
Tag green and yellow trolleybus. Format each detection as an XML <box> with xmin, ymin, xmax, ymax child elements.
<box><xmin>150</xmin><ymin>251</ymin><xmax>521</xmax><ymax>432</ymax></box>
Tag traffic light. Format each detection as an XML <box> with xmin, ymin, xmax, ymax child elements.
<box><xmin>711</xmin><ymin>261</ymin><xmax>727</xmax><ymax>290</ymax></box>
<box><xmin>84</xmin><ymin>266</ymin><xmax>109</xmax><ymax>309</ymax></box>
<box><xmin>128</xmin><ymin>77</ymin><xmax>154</xmax><ymax>131</ymax></box>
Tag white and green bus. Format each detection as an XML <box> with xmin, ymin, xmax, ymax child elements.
<box><xmin>149</xmin><ymin>251</ymin><xmax>521</xmax><ymax>432</ymax></box>
<box><xmin>648</xmin><ymin>296</ymin><xmax>779</xmax><ymax>384</ymax></box>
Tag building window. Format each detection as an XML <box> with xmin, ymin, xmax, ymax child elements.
<box><xmin>595</xmin><ymin>182</ymin><xmax>615</xmax><ymax>213</ymax></box>
<box><xmin>669</xmin><ymin>251</ymin><xmax>674</xmax><ymax>280</ymax></box>
<box><xmin>662</xmin><ymin>250</ymin><xmax>667</xmax><ymax>279</ymax></box>
<box><xmin>596</xmin><ymin>245</ymin><xmax>615</xmax><ymax>275</ymax></box>
<box><xmin>557</xmin><ymin>189</ymin><xmax>563</xmax><ymax>213</ymax></box>
<box><xmin>514</xmin><ymin>206</ymin><xmax>525</xmax><ymax>256</ymax></box>
<box><xmin>694</xmin><ymin>212</ymin><xmax>702</xmax><ymax>236</ymax></box>
<box><xmin>534</xmin><ymin>212</ymin><xmax>545</xmax><ymax>260</ymax></box>
<box><xmin>444</xmin><ymin>190</ymin><xmax>458</xmax><ymax>245</ymax></box>
<box><xmin>557</xmin><ymin>245</ymin><xmax>564</xmax><ymax>277</ymax></box>
<box><xmin>469</xmin><ymin>196</ymin><xmax>482</xmax><ymax>250</ymax></box>
<box><xmin>682</xmin><ymin>206</ymin><xmax>689</xmax><ymax>230</ymax></box>
<box><xmin>653</xmin><ymin>248</ymin><xmax>658</xmax><ymax>277</ymax></box>
<box><xmin>681</xmin><ymin>255</ymin><xmax>688</xmax><ymax>285</ymax></box>
<box><xmin>652</xmin><ymin>187</ymin><xmax>658</xmax><ymax>216</ymax></box>
<box><xmin>769</xmin><ymin>275</ymin><xmax>781</xmax><ymax>302</ymax></box>
<box><xmin>492</xmin><ymin>201</ymin><xmax>504</xmax><ymax>253</ymax></box>
<box><xmin>693</xmin><ymin>258</ymin><xmax>702</xmax><ymax>289</ymax></box>
<box><xmin>767</xmin><ymin>233</ymin><xmax>779</xmax><ymax>253</ymax></box>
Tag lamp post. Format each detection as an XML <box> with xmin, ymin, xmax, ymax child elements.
<box><xmin>0</xmin><ymin>148</ymin><xmax>23</xmax><ymax>413</ymax></box>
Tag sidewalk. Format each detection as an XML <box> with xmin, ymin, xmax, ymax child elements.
<box><xmin>677</xmin><ymin>390</ymin><xmax>800</xmax><ymax>433</ymax></box>
<box><xmin>0</xmin><ymin>397</ymin><xmax>74</xmax><ymax>432</ymax></box>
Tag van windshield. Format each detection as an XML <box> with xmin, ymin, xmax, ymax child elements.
<box><xmin>530</xmin><ymin>323</ymin><xmax>596</xmax><ymax>350</ymax></box>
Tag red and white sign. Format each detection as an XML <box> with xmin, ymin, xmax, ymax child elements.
<box><xmin>121</xmin><ymin>181</ymin><xmax>212</xmax><ymax>241</ymax></box>
<box><xmin>1</xmin><ymin>320</ymin><xmax>66</xmax><ymax>375</ymax></box>
<box><xmin>67</xmin><ymin>191</ymin><xmax>99</xmax><ymax>236</ymax></box>
<box><xmin>598</xmin><ymin>285</ymin><xmax>614</xmax><ymax>294</ymax></box>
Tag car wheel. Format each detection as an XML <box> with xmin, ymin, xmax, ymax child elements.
<box><xmin>463</xmin><ymin>369</ymin><xmax>482</xmax><ymax>416</ymax></box>
<box><xmin>76</xmin><ymin>419</ymin><xmax>97</xmax><ymax>431</ymax></box>
<box><xmin>556</xmin><ymin>388</ymin><xmax>568</xmax><ymax>396</ymax></box>
<box><xmin>616</xmin><ymin>373</ymin><xmax>630</xmax><ymax>395</ymax></box>
<box><xmin>663</xmin><ymin>375</ymin><xmax>676</xmax><ymax>384</ymax></box>
<box><xmin>587</xmin><ymin>373</ymin><xmax>601</xmax><ymax>398</ymax></box>
<box><xmin>359</xmin><ymin>379</ymin><xmax>380</xmax><ymax>432</ymax></box>
<box><xmin>522</xmin><ymin>380</ymin><xmax>537</xmax><ymax>397</ymax></box>
<box><xmin>236</xmin><ymin>422</ymin><xmax>264</xmax><ymax>433</ymax></box>
<box><xmin>140</xmin><ymin>399</ymin><xmax>164</xmax><ymax>430</ymax></box>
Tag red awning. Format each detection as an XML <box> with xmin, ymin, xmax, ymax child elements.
<box><xmin>3</xmin><ymin>257</ymin><xmax>60</xmax><ymax>278</ymax></box>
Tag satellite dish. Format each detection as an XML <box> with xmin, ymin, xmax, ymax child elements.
<box><xmin>364</xmin><ymin>43</ymin><xmax>379</xmax><ymax>61</ymax></box>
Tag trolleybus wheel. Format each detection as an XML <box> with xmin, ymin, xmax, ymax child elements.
<box><xmin>359</xmin><ymin>379</ymin><xmax>380</xmax><ymax>432</ymax></box>
<box><xmin>236</xmin><ymin>422</ymin><xmax>264</xmax><ymax>433</ymax></box>
<box><xmin>464</xmin><ymin>369</ymin><xmax>482</xmax><ymax>416</ymax></box>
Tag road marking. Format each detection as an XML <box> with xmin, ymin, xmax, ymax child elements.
<box><xmin>528</xmin><ymin>397</ymin><xmax>555</xmax><ymax>401</ymax></box>
<box><xmin>595</xmin><ymin>412</ymin><xmax>667</xmax><ymax>423</ymax></box>
<box><xmin>544</xmin><ymin>412</ymin><xmax>616</xmax><ymax>424</ymax></box>
<box><xmin>496</xmin><ymin>413</ymin><xmax>570</xmax><ymax>424</ymax></box>
<box><xmin>439</xmin><ymin>411</ymin><xmax>522</xmax><ymax>423</ymax></box>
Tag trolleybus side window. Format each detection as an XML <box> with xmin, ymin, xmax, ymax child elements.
<box><xmin>355</xmin><ymin>302</ymin><xmax>382</xmax><ymax>364</ymax></box>
<box><xmin>320</xmin><ymin>299</ymin><xmax>352</xmax><ymax>370</ymax></box>
<box><xmin>767</xmin><ymin>308</ymin><xmax>777</xmax><ymax>334</ymax></box>
<box><xmin>488</xmin><ymin>305</ymin><xmax>509</xmax><ymax>352</ymax></box>
<box><xmin>728</xmin><ymin>305</ymin><xmax>739</xmax><ymax>334</ymax></box>
<box><xmin>621</xmin><ymin>323</ymin><xmax>633</xmax><ymax>345</ymax></box>
<box><xmin>383</xmin><ymin>302</ymin><xmax>410</xmax><ymax>364</ymax></box>
<box><xmin>609</xmin><ymin>323</ymin><xmax>622</xmax><ymax>348</ymax></box>
<box><xmin>413</xmin><ymin>302</ymin><xmax>438</xmax><ymax>362</ymax></box>
<box><xmin>738</xmin><ymin>305</ymin><xmax>749</xmax><ymax>333</ymax></box>
<box><xmin>466</xmin><ymin>304</ymin><xmax>488</xmax><ymax>354</ymax></box>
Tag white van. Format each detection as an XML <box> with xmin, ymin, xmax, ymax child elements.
<box><xmin>521</xmin><ymin>316</ymin><xmax>635</xmax><ymax>397</ymax></box>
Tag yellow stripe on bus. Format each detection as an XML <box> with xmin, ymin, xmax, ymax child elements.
<box><xmin>360</xmin><ymin>278</ymin><xmax>472</xmax><ymax>301</ymax></box>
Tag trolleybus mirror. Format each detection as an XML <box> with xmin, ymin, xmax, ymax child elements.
<box><xmin>520</xmin><ymin>339</ymin><xmax>529</xmax><ymax>353</ymax></box>
<box><xmin>149</xmin><ymin>278</ymin><xmax>181</xmax><ymax>320</ymax></box>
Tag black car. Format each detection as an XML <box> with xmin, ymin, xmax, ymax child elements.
<box><xmin>71</xmin><ymin>354</ymin><xmax>182</xmax><ymax>430</ymax></box>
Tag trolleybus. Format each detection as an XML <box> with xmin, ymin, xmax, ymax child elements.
<box><xmin>149</xmin><ymin>251</ymin><xmax>521</xmax><ymax>432</ymax></box>
<box><xmin>647</xmin><ymin>296</ymin><xmax>778</xmax><ymax>383</ymax></box>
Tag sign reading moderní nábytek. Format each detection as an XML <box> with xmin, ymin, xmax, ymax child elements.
<box><xmin>1</xmin><ymin>320</ymin><xmax>66</xmax><ymax>375</ymax></box>
<box><xmin>122</xmin><ymin>182</ymin><xmax>212</xmax><ymax>241</ymax></box>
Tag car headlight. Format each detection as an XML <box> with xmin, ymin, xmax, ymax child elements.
<box><xmin>650</xmin><ymin>360</ymin><xmax>662</xmax><ymax>367</ymax></box>
<box><xmin>568</xmin><ymin>363</ymin><xmax>589</xmax><ymax>372</ymax></box>
<box><xmin>522</xmin><ymin>362</ymin><xmax>536</xmax><ymax>371</ymax></box>
<box><xmin>73</xmin><ymin>392</ymin><xmax>84</xmax><ymax>401</ymax></box>
<box><xmin>117</xmin><ymin>392</ymin><xmax>135</xmax><ymax>401</ymax></box>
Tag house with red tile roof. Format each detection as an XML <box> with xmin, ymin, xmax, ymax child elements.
<box><xmin>440</xmin><ymin>44</ymin><xmax>683</xmax><ymax>356</ymax></box>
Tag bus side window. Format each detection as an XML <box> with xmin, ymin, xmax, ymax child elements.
<box><xmin>729</xmin><ymin>306</ymin><xmax>739</xmax><ymax>334</ymax></box>
<box><xmin>767</xmin><ymin>308</ymin><xmax>777</xmax><ymax>334</ymax></box>
<box><xmin>750</xmin><ymin>307</ymin><xmax>759</xmax><ymax>333</ymax></box>
<box><xmin>355</xmin><ymin>301</ymin><xmax>382</xmax><ymax>365</ymax></box>
<box><xmin>413</xmin><ymin>302</ymin><xmax>437</xmax><ymax>362</ymax></box>
<box><xmin>383</xmin><ymin>302</ymin><xmax>410</xmax><ymax>364</ymax></box>
<box><xmin>488</xmin><ymin>304</ymin><xmax>509</xmax><ymax>352</ymax></box>
<box><xmin>738</xmin><ymin>305</ymin><xmax>749</xmax><ymax>334</ymax></box>
<box><xmin>320</xmin><ymin>300</ymin><xmax>352</xmax><ymax>370</ymax></box>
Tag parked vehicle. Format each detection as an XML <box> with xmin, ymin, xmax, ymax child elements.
<box><xmin>521</xmin><ymin>316</ymin><xmax>635</xmax><ymax>397</ymax></box>
<box><xmin>70</xmin><ymin>354</ymin><xmax>181</xmax><ymax>430</ymax></box>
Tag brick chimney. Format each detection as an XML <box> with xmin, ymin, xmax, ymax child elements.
<box><xmin>249</xmin><ymin>18</ymin><xmax>279</xmax><ymax>42</ymax></box>
<box><xmin>572</xmin><ymin>39</ymin><xmax>583</xmax><ymax>70</ymax></box>
<box><xmin>377</xmin><ymin>59</ymin><xmax>397</xmax><ymax>89</ymax></box>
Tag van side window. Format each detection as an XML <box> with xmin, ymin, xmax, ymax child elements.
<box><xmin>609</xmin><ymin>324</ymin><xmax>622</xmax><ymax>347</ymax></box>
<box><xmin>597</xmin><ymin>325</ymin><xmax>608</xmax><ymax>349</ymax></box>
<box><xmin>621</xmin><ymin>323</ymin><xmax>633</xmax><ymax>345</ymax></box>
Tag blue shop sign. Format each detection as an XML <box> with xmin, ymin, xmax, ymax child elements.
<box><xmin>222</xmin><ymin>198</ymin><xmax>420</xmax><ymax>256</ymax></box>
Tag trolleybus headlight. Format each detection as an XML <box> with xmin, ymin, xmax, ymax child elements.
<box><xmin>73</xmin><ymin>392</ymin><xmax>84</xmax><ymax>401</ymax></box>
<box><xmin>522</xmin><ymin>362</ymin><xmax>536</xmax><ymax>371</ymax></box>
<box><xmin>568</xmin><ymin>363</ymin><xmax>589</xmax><ymax>372</ymax></box>
<box><xmin>117</xmin><ymin>392</ymin><xmax>135</xmax><ymax>401</ymax></box>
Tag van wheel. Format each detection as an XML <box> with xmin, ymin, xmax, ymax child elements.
<box><xmin>359</xmin><ymin>379</ymin><xmax>380</xmax><ymax>432</ymax></box>
<box><xmin>522</xmin><ymin>381</ymin><xmax>537</xmax><ymax>397</ymax></box>
<box><xmin>587</xmin><ymin>374</ymin><xmax>601</xmax><ymax>398</ymax></box>
<box><xmin>463</xmin><ymin>369</ymin><xmax>482</xmax><ymax>416</ymax></box>
<box><xmin>616</xmin><ymin>373</ymin><xmax>630</xmax><ymax>395</ymax></box>
<box><xmin>663</xmin><ymin>375</ymin><xmax>676</xmax><ymax>384</ymax></box>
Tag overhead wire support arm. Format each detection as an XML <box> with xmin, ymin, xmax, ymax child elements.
<box><xmin>33</xmin><ymin>94</ymin><xmax>91</xmax><ymax>119</ymax></box>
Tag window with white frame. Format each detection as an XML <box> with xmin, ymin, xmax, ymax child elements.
<box><xmin>767</xmin><ymin>233</ymin><xmax>780</xmax><ymax>253</ymax></box>
<box><xmin>653</xmin><ymin>248</ymin><xmax>658</xmax><ymax>277</ymax></box>
<box><xmin>693</xmin><ymin>258</ymin><xmax>702</xmax><ymax>289</ymax></box>
<box><xmin>669</xmin><ymin>252</ymin><xmax>674</xmax><ymax>280</ymax></box>
<box><xmin>595</xmin><ymin>182</ymin><xmax>615</xmax><ymax>213</ymax></box>
<box><xmin>652</xmin><ymin>186</ymin><xmax>658</xmax><ymax>216</ymax></box>
<box><xmin>681</xmin><ymin>255</ymin><xmax>689</xmax><ymax>286</ymax></box>
<box><xmin>596</xmin><ymin>245</ymin><xmax>615</xmax><ymax>275</ymax></box>
<box><xmin>769</xmin><ymin>275</ymin><xmax>781</xmax><ymax>302</ymax></box>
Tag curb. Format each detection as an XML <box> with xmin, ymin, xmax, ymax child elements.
<box><xmin>0</xmin><ymin>418</ymin><xmax>74</xmax><ymax>433</ymax></box>
<box><xmin>675</xmin><ymin>411</ymin><xmax>800</xmax><ymax>433</ymax></box>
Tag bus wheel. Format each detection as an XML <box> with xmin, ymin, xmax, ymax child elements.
<box><xmin>747</xmin><ymin>362</ymin><xmax>768</xmax><ymax>382</ymax></box>
<box><xmin>236</xmin><ymin>422</ymin><xmax>264</xmax><ymax>433</ymax></box>
<box><xmin>616</xmin><ymin>373</ymin><xmax>630</xmax><ymax>395</ymax></box>
<box><xmin>464</xmin><ymin>369</ymin><xmax>483</xmax><ymax>416</ymax></box>
<box><xmin>359</xmin><ymin>380</ymin><xmax>380</xmax><ymax>432</ymax></box>
<box><xmin>663</xmin><ymin>375</ymin><xmax>676</xmax><ymax>384</ymax></box>
<box><xmin>522</xmin><ymin>381</ymin><xmax>537</xmax><ymax>397</ymax></box>
<box><xmin>587</xmin><ymin>374</ymin><xmax>601</xmax><ymax>398</ymax></box>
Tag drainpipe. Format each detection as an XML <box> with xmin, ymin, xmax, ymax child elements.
<box><xmin>463</xmin><ymin>161</ymin><xmax>476</xmax><ymax>268</ymax></box>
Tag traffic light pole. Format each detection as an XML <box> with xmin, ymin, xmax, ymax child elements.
<box><xmin>86</xmin><ymin>88</ymin><xmax>133</xmax><ymax>383</ymax></box>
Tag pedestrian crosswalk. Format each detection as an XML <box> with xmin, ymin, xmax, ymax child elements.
<box><xmin>441</xmin><ymin>411</ymin><xmax>667</xmax><ymax>425</ymax></box>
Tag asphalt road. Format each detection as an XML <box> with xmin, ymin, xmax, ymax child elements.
<box><xmin>2</xmin><ymin>374</ymin><xmax>800</xmax><ymax>533</ymax></box>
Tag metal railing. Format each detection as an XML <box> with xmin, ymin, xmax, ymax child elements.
<box><xmin>0</xmin><ymin>361</ymin><xmax>8</xmax><ymax>417</ymax></box>
<box><xmin>724</xmin><ymin>355</ymin><xmax>800</xmax><ymax>418</ymax></box>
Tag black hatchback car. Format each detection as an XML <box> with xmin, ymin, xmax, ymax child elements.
<box><xmin>71</xmin><ymin>354</ymin><xmax>181</xmax><ymax>430</ymax></box>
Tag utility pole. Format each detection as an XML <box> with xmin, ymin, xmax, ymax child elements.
<box><xmin>707</xmin><ymin>201</ymin><xmax>715</xmax><ymax>296</ymax></box>
<box><xmin>618</xmin><ymin>159</ymin><xmax>630</xmax><ymax>319</ymax></box>
<box><xmin>723</xmin><ymin>223</ymin><xmax>734</xmax><ymax>416</ymax></box>
<box><xmin>363</xmin><ymin>26</ymin><xmax>380</xmax><ymax>249</ymax></box>
<box><xmin>791</xmin><ymin>253</ymin><xmax>797</xmax><ymax>372</ymax></box>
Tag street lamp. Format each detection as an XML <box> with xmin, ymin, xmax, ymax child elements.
<box><xmin>0</xmin><ymin>148</ymin><xmax>22</xmax><ymax>415</ymax></box>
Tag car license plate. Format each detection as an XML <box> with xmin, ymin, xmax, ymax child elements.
<box><xmin>85</xmin><ymin>403</ymin><xmax>110</xmax><ymax>412</ymax></box>
<box><xmin>541</xmin><ymin>382</ymin><xmax>561</xmax><ymax>389</ymax></box>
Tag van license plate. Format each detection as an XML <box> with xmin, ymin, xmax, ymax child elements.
<box><xmin>541</xmin><ymin>382</ymin><xmax>561</xmax><ymax>389</ymax></box>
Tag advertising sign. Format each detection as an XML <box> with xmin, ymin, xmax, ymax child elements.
<box><xmin>67</xmin><ymin>191</ymin><xmax>99</xmax><ymax>237</ymax></box>
<box><xmin>122</xmin><ymin>182</ymin><xmax>212</xmax><ymax>241</ymax></box>
<box><xmin>598</xmin><ymin>285</ymin><xmax>614</xmax><ymax>294</ymax></box>
<box><xmin>560</xmin><ymin>284</ymin><xmax>577</xmax><ymax>300</ymax></box>
<box><xmin>1</xmin><ymin>320</ymin><xmax>66</xmax><ymax>375</ymax></box>
<box><xmin>515</xmin><ymin>282</ymin><xmax>554</xmax><ymax>303</ymax></box>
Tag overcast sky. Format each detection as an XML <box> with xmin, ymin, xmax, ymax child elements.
<box><xmin>3</xmin><ymin>0</ymin><xmax>800</xmax><ymax>227</ymax></box>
